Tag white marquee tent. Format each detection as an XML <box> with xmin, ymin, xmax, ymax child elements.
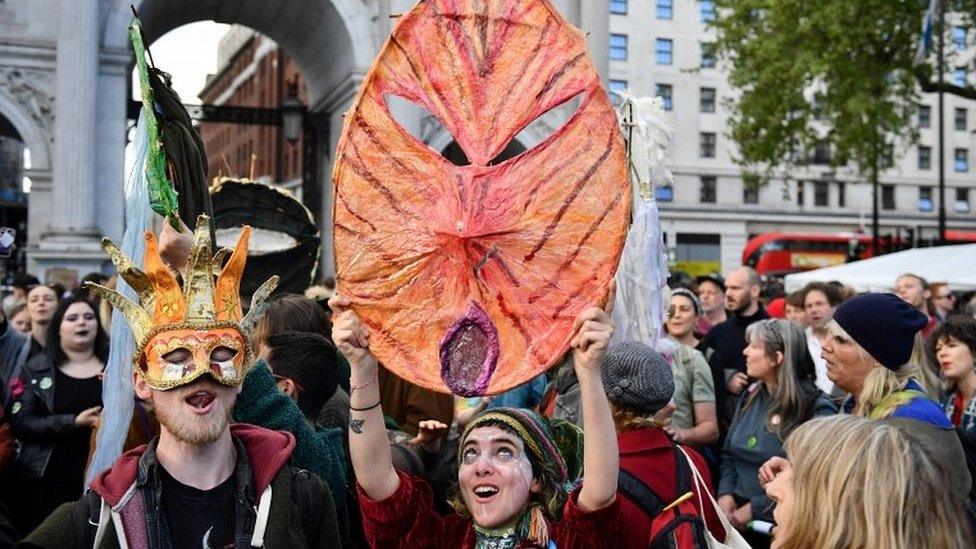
<box><xmin>784</xmin><ymin>244</ymin><xmax>976</xmax><ymax>293</ymax></box>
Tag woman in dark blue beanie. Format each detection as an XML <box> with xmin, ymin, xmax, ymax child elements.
<box><xmin>821</xmin><ymin>293</ymin><xmax>950</xmax><ymax>427</ymax></box>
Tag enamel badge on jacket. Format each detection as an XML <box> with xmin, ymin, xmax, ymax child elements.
<box><xmin>332</xmin><ymin>0</ymin><xmax>630</xmax><ymax>395</ymax></box>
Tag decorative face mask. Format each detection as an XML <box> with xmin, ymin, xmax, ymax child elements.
<box><xmin>88</xmin><ymin>215</ymin><xmax>278</xmax><ymax>391</ymax></box>
<box><xmin>333</xmin><ymin>0</ymin><xmax>629</xmax><ymax>396</ymax></box>
<box><xmin>141</xmin><ymin>326</ymin><xmax>249</xmax><ymax>389</ymax></box>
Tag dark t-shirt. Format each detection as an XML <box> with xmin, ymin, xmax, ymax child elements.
<box><xmin>160</xmin><ymin>466</ymin><xmax>236</xmax><ymax>549</ymax></box>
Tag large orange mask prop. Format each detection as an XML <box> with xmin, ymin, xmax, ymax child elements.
<box><xmin>332</xmin><ymin>0</ymin><xmax>630</xmax><ymax>395</ymax></box>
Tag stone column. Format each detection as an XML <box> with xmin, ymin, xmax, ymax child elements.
<box><xmin>50</xmin><ymin>0</ymin><xmax>99</xmax><ymax>237</ymax></box>
<box><xmin>33</xmin><ymin>0</ymin><xmax>105</xmax><ymax>281</ymax></box>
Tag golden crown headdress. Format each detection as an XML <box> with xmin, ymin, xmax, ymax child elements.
<box><xmin>86</xmin><ymin>215</ymin><xmax>278</xmax><ymax>353</ymax></box>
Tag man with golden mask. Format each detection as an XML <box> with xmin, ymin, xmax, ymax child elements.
<box><xmin>20</xmin><ymin>216</ymin><xmax>340</xmax><ymax>548</ymax></box>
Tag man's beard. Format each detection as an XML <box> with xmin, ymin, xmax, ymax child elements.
<box><xmin>729</xmin><ymin>297</ymin><xmax>750</xmax><ymax>315</ymax></box>
<box><xmin>156</xmin><ymin>384</ymin><xmax>233</xmax><ymax>445</ymax></box>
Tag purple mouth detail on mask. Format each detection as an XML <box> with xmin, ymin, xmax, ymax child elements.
<box><xmin>439</xmin><ymin>301</ymin><xmax>499</xmax><ymax>397</ymax></box>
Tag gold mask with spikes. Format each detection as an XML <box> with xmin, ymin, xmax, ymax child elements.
<box><xmin>87</xmin><ymin>215</ymin><xmax>279</xmax><ymax>390</ymax></box>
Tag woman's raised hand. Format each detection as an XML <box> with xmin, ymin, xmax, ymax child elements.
<box><xmin>329</xmin><ymin>294</ymin><xmax>377</xmax><ymax>371</ymax></box>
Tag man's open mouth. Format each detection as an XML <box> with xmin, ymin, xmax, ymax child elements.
<box><xmin>185</xmin><ymin>390</ymin><xmax>215</xmax><ymax>411</ymax></box>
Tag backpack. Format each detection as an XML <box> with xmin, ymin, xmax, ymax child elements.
<box><xmin>617</xmin><ymin>446</ymin><xmax>710</xmax><ymax>549</ymax></box>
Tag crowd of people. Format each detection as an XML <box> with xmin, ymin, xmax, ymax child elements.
<box><xmin>0</xmin><ymin>235</ymin><xmax>973</xmax><ymax>548</ymax></box>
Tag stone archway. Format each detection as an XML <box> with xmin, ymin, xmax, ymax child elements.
<box><xmin>99</xmin><ymin>0</ymin><xmax>381</xmax><ymax>277</ymax></box>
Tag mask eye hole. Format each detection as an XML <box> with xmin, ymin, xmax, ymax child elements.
<box><xmin>210</xmin><ymin>346</ymin><xmax>237</xmax><ymax>363</ymax></box>
<box><xmin>386</xmin><ymin>94</ymin><xmax>472</xmax><ymax>166</ymax></box>
<box><xmin>384</xmin><ymin>93</ymin><xmax>580</xmax><ymax>167</ymax></box>
<box><xmin>501</xmin><ymin>91</ymin><xmax>584</xmax><ymax>160</ymax></box>
<box><xmin>162</xmin><ymin>347</ymin><xmax>192</xmax><ymax>364</ymax></box>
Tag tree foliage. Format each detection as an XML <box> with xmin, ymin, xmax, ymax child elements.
<box><xmin>711</xmin><ymin>0</ymin><xmax>929</xmax><ymax>185</ymax></box>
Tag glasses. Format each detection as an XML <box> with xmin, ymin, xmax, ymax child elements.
<box><xmin>272</xmin><ymin>373</ymin><xmax>306</xmax><ymax>394</ymax></box>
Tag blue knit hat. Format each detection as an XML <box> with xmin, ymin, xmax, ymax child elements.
<box><xmin>833</xmin><ymin>293</ymin><xmax>928</xmax><ymax>370</ymax></box>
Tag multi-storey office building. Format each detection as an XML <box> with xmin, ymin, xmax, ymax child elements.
<box><xmin>608</xmin><ymin>0</ymin><xmax>976</xmax><ymax>276</ymax></box>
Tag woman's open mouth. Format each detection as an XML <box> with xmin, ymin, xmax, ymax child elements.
<box><xmin>472</xmin><ymin>484</ymin><xmax>500</xmax><ymax>503</ymax></box>
<box><xmin>184</xmin><ymin>390</ymin><xmax>216</xmax><ymax>414</ymax></box>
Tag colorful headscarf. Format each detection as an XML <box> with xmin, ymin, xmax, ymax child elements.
<box><xmin>457</xmin><ymin>408</ymin><xmax>583</xmax><ymax>546</ymax></box>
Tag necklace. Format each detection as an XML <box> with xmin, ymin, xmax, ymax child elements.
<box><xmin>474</xmin><ymin>524</ymin><xmax>519</xmax><ymax>549</ymax></box>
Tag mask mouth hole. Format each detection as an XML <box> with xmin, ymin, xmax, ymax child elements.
<box><xmin>439</xmin><ymin>302</ymin><xmax>499</xmax><ymax>396</ymax></box>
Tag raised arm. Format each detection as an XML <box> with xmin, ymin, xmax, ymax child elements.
<box><xmin>572</xmin><ymin>305</ymin><xmax>618</xmax><ymax>512</ymax></box>
<box><xmin>330</xmin><ymin>295</ymin><xmax>400</xmax><ymax>501</ymax></box>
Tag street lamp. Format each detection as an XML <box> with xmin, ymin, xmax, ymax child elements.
<box><xmin>280</xmin><ymin>92</ymin><xmax>305</xmax><ymax>146</ymax></box>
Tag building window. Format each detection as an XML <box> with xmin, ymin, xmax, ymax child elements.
<box><xmin>700</xmin><ymin>132</ymin><xmax>717</xmax><ymax>158</ymax></box>
<box><xmin>919</xmin><ymin>146</ymin><xmax>932</xmax><ymax>170</ymax></box>
<box><xmin>954</xmin><ymin>26</ymin><xmax>967</xmax><ymax>51</ymax></box>
<box><xmin>700</xmin><ymin>87</ymin><xmax>716</xmax><ymax>113</ymax></box>
<box><xmin>656</xmin><ymin>0</ymin><xmax>673</xmax><ymax>19</ymax></box>
<box><xmin>814</xmin><ymin>181</ymin><xmax>829</xmax><ymax>206</ymax></box>
<box><xmin>700</xmin><ymin>176</ymin><xmax>717</xmax><ymax>203</ymax></box>
<box><xmin>743</xmin><ymin>185</ymin><xmax>759</xmax><ymax>204</ymax></box>
<box><xmin>675</xmin><ymin>233</ymin><xmax>721</xmax><ymax>276</ymax></box>
<box><xmin>656</xmin><ymin>84</ymin><xmax>673</xmax><ymax>111</ymax></box>
<box><xmin>955</xmin><ymin>68</ymin><xmax>967</xmax><ymax>86</ymax></box>
<box><xmin>609</xmin><ymin>79</ymin><xmax>628</xmax><ymax>105</ymax></box>
<box><xmin>881</xmin><ymin>143</ymin><xmax>895</xmax><ymax>169</ymax></box>
<box><xmin>656</xmin><ymin>39</ymin><xmax>673</xmax><ymax>65</ymax></box>
<box><xmin>918</xmin><ymin>186</ymin><xmax>934</xmax><ymax>212</ymax></box>
<box><xmin>796</xmin><ymin>181</ymin><xmax>805</xmax><ymax>206</ymax></box>
<box><xmin>812</xmin><ymin>140</ymin><xmax>831</xmax><ymax>165</ymax></box>
<box><xmin>701</xmin><ymin>43</ymin><xmax>716</xmax><ymax>68</ymax></box>
<box><xmin>882</xmin><ymin>184</ymin><xmax>896</xmax><ymax>210</ymax></box>
<box><xmin>837</xmin><ymin>182</ymin><xmax>846</xmax><ymax>207</ymax></box>
<box><xmin>955</xmin><ymin>188</ymin><xmax>971</xmax><ymax>212</ymax></box>
<box><xmin>700</xmin><ymin>0</ymin><xmax>716</xmax><ymax>22</ymax></box>
<box><xmin>610</xmin><ymin>34</ymin><xmax>628</xmax><ymax>60</ymax></box>
<box><xmin>742</xmin><ymin>173</ymin><xmax>760</xmax><ymax>204</ymax></box>
<box><xmin>956</xmin><ymin>108</ymin><xmax>968</xmax><ymax>131</ymax></box>
<box><xmin>955</xmin><ymin>148</ymin><xmax>969</xmax><ymax>172</ymax></box>
<box><xmin>919</xmin><ymin>105</ymin><xmax>931</xmax><ymax>128</ymax></box>
<box><xmin>610</xmin><ymin>0</ymin><xmax>627</xmax><ymax>14</ymax></box>
<box><xmin>656</xmin><ymin>185</ymin><xmax>674</xmax><ymax>202</ymax></box>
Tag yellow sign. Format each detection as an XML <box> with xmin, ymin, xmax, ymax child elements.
<box><xmin>790</xmin><ymin>252</ymin><xmax>845</xmax><ymax>269</ymax></box>
<box><xmin>673</xmin><ymin>261</ymin><xmax>721</xmax><ymax>277</ymax></box>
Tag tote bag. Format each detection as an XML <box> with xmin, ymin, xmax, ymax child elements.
<box><xmin>676</xmin><ymin>446</ymin><xmax>753</xmax><ymax>549</ymax></box>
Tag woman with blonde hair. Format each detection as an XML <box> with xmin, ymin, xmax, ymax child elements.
<box><xmin>821</xmin><ymin>292</ymin><xmax>973</xmax><ymax>502</ymax></box>
<box><xmin>822</xmin><ymin>293</ymin><xmax>947</xmax><ymax>424</ymax></box>
<box><xmin>763</xmin><ymin>415</ymin><xmax>973</xmax><ymax>548</ymax></box>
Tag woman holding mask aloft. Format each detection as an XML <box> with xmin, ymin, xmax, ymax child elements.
<box><xmin>331</xmin><ymin>294</ymin><xmax>629</xmax><ymax>548</ymax></box>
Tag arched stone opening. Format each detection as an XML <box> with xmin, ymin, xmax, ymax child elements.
<box><xmin>100</xmin><ymin>0</ymin><xmax>381</xmax><ymax>276</ymax></box>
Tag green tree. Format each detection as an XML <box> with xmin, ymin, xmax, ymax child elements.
<box><xmin>710</xmin><ymin>0</ymin><xmax>931</xmax><ymax>244</ymax></box>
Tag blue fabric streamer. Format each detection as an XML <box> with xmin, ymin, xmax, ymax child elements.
<box><xmin>85</xmin><ymin>112</ymin><xmax>152</xmax><ymax>483</ymax></box>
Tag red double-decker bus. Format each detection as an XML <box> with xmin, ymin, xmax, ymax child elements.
<box><xmin>743</xmin><ymin>231</ymin><xmax>976</xmax><ymax>276</ymax></box>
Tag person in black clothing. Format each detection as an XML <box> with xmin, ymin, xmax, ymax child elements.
<box><xmin>702</xmin><ymin>267</ymin><xmax>770</xmax><ymax>423</ymax></box>
<box><xmin>8</xmin><ymin>296</ymin><xmax>107</xmax><ymax>534</ymax></box>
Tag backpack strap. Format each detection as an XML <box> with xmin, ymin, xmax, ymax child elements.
<box><xmin>672</xmin><ymin>445</ymin><xmax>692</xmax><ymax>496</ymax></box>
<box><xmin>290</xmin><ymin>468</ymin><xmax>324</xmax><ymax>540</ymax></box>
<box><xmin>617</xmin><ymin>468</ymin><xmax>665</xmax><ymax>518</ymax></box>
<box><xmin>71</xmin><ymin>490</ymin><xmax>102</xmax><ymax>548</ymax></box>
